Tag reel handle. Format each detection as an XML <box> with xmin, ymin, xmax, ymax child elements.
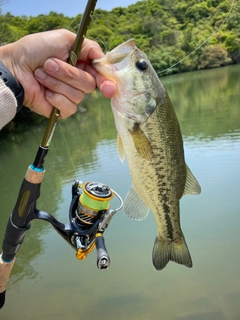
<box><xmin>95</xmin><ymin>234</ymin><xmax>110</xmax><ymax>270</ymax></box>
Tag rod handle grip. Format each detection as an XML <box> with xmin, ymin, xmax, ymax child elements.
<box><xmin>0</xmin><ymin>255</ymin><xmax>15</xmax><ymax>309</ymax></box>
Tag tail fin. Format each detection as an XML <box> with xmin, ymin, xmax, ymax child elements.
<box><xmin>152</xmin><ymin>234</ymin><xmax>192</xmax><ymax>270</ymax></box>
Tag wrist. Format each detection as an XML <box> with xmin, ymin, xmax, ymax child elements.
<box><xmin>0</xmin><ymin>55</ymin><xmax>24</xmax><ymax>112</ymax></box>
<box><xmin>0</xmin><ymin>43</ymin><xmax>15</xmax><ymax>75</ymax></box>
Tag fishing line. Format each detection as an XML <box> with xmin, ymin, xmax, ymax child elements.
<box><xmin>93</xmin><ymin>37</ymin><xmax>109</xmax><ymax>53</ymax></box>
<box><xmin>157</xmin><ymin>0</ymin><xmax>235</xmax><ymax>75</ymax></box>
<box><xmin>59</xmin><ymin>122</ymin><xmax>77</xmax><ymax>174</ymax></box>
<box><xmin>49</xmin><ymin>0</ymin><xmax>88</xmax><ymax>174</ymax></box>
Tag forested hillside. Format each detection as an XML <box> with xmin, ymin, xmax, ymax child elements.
<box><xmin>0</xmin><ymin>0</ymin><xmax>239</xmax><ymax>132</ymax></box>
<box><xmin>0</xmin><ymin>0</ymin><xmax>239</xmax><ymax>74</ymax></box>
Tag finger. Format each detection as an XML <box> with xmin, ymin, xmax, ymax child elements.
<box><xmin>44</xmin><ymin>58</ymin><xmax>96</xmax><ymax>93</ymax></box>
<box><xmin>85</xmin><ymin>64</ymin><xmax>117</xmax><ymax>98</ymax></box>
<box><xmin>35</xmin><ymin>67</ymin><xmax>85</xmax><ymax>104</ymax></box>
<box><xmin>45</xmin><ymin>90</ymin><xmax>78</xmax><ymax>119</ymax></box>
<box><xmin>31</xmin><ymin>99</ymin><xmax>54</xmax><ymax>119</ymax></box>
<box><xmin>79</xmin><ymin>39</ymin><xmax>105</xmax><ymax>61</ymax></box>
<box><xmin>98</xmin><ymin>78</ymin><xmax>117</xmax><ymax>99</ymax></box>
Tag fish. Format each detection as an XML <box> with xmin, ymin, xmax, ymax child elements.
<box><xmin>92</xmin><ymin>39</ymin><xmax>201</xmax><ymax>270</ymax></box>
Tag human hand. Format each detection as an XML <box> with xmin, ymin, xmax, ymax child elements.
<box><xmin>0</xmin><ymin>29</ymin><xmax>116</xmax><ymax>119</ymax></box>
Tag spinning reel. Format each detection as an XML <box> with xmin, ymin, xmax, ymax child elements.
<box><xmin>1</xmin><ymin>179</ymin><xmax>123</xmax><ymax>272</ymax></box>
<box><xmin>26</xmin><ymin>179</ymin><xmax>123</xmax><ymax>270</ymax></box>
<box><xmin>69</xmin><ymin>180</ymin><xmax>123</xmax><ymax>269</ymax></box>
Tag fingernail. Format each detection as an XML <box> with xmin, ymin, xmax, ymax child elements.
<box><xmin>44</xmin><ymin>59</ymin><xmax>59</xmax><ymax>72</ymax></box>
<box><xmin>35</xmin><ymin>68</ymin><xmax>47</xmax><ymax>80</ymax></box>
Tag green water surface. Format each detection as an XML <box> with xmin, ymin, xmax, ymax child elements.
<box><xmin>0</xmin><ymin>64</ymin><xmax>239</xmax><ymax>320</ymax></box>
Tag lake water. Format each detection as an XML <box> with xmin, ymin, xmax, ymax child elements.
<box><xmin>0</xmin><ymin>64</ymin><xmax>239</xmax><ymax>320</ymax></box>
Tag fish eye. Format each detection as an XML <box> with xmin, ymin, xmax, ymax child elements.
<box><xmin>136</xmin><ymin>59</ymin><xmax>148</xmax><ymax>71</ymax></box>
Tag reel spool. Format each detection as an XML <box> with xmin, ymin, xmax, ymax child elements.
<box><xmin>76</xmin><ymin>182</ymin><xmax>114</xmax><ymax>227</ymax></box>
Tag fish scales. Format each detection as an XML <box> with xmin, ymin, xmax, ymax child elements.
<box><xmin>92</xmin><ymin>39</ymin><xmax>201</xmax><ymax>270</ymax></box>
<box><xmin>125</xmin><ymin>94</ymin><xmax>186</xmax><ymax>240</ymax></box>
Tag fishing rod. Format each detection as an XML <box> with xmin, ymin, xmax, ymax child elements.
<box><xmin>0</xmin><ymin>0</ymin><xmax>123</xmax><ymax>309</ymax></box>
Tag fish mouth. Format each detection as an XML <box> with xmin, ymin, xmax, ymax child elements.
<box><xmin>91</xmin><ymin>39</ymin><xmax>139</xmax><ymax>88</ymax></box>
<box><xmin>105</xmin><ymin>39</ymin><xmax>136</xmax><ymax>64</ymax></box>
<box><xmin>92</xmin><ymin>39</ymin><xmax>136</xmax><ymax>65</ymax></box>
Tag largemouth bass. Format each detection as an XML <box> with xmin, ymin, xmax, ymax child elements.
<box><xmin>92</xmin><ymin>39</ymin><xmax>201</xmax><ymax>270</ymax></box>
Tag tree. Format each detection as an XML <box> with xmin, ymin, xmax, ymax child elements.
<box><xmin>26</xmin><ymin>12</ymin><xmax>71</xmax><ymax>34</ymax></box>
<box><xmin>198</xmin><ymin>45</ymin><xmax>232</xmax><ymax>69</ymax></box>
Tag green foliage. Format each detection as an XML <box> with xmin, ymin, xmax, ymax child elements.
<box><xmin>186</xmin><ymin>2</ymin><xmax>211</xmax><ymax>21</ymax></box>
<box><xmin>223</xmin><ymin>32</ymin><xmax>240</xmax><ymax>52</ymax></box>
<box><xmin>26</xmin><ymin>12</ymin><xmax>71</xmax><ymax>33</ymax></box>
<box><xmin>0</xmin><ymin>12</ymin><xmax>28</xmax><ymax>44</ymax></box>
<box><xmin>227</xmin><ymin>12</ymin><xmax>240</xmax><ymax>30</ymax></box>
<box><xmin>198</xmin><ymin>44</ymin><xmax>231</xmax><ymax>69</ymax></box>
<box><xmin>0</xmin><ymin>0</ymin><xmax>239</xmax><ymax>74</ymax></box>
<box><xmin>0</xmin><ymin>0</ymin><xmax>239</xmax><ymax>132</ymax></box>
<box><xmin>87</xmin><ymin>25</ymin><xmax>114</xmax><ymax>46</ymax></box>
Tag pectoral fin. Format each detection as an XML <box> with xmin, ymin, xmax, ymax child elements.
<box><xmin>183</xmin><ymin>165</ymin><xmax>201</xmax><ymax>196</ymax></box>
<box><xmin>124</xmin><ymin>184</ymin><xmax>149</xmax><ymax>220</ymax></box>
<box><xmin>117</xmin><ymin>133</ymin><xmax>125</xmax><ymax>163</ymax></box>
<box><xmin>129</xmin><ymin>124</ymin><xmax>152</xmax><ymax>160</ymax></box>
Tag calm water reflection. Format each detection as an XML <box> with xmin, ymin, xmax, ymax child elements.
<box><xmin>0</xmin><ymin>65</ymin><xmax>239</xmax><ymax>320</ymax></box>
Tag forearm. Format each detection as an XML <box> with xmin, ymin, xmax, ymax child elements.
<box><xmin>0</xmin><ymin>42</ymin><xmax>25</xmax><ymax>129</ymax></box>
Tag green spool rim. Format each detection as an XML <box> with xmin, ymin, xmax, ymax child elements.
<box><xmin>80</xmin><ymin>193</ymin><xmax>110</xmax><ymax>211</ymax></box>
<box><xmin>80</xmin><ymin>183</ymin><xmax>113</xmax><ymax>211</ymax></box>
